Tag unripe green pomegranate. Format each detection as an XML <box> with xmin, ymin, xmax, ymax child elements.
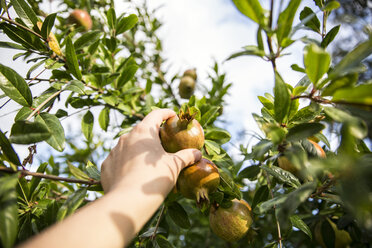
<box><xmin>68</xmin><ymin>9</ymin><xmax>93</xmax><ymax>31</ymax></box>
<box><xmin>159</xmin><ymin>110</ymin><xmax>204</xmax><ymax>153</ymax></box>
<box><xmin>178</xmin><ymin>75</ymin><xmax>196</xmax><ymax>99</ymax></box>
<box><xmin>183</xmin><ymin>68</ymin><xmax>197</xmax><ymax>80</ymax></box>
<box><xmin>209</xmin><ymin>199</ymin><xmax>253</xmax><ymax>242</ymax></box>
<box><xmin>177</xmin><ymin>158</ymin><xmax>220</xmax><ymax>204</ymax></box>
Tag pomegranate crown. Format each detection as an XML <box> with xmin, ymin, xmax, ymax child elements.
<box><xmin>178</xmin><ymin>107</ymin><xmax>197</xmax><ymax>122</ymax></box>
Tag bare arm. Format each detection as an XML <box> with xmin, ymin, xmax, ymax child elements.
<box><xmin>18</xmin><ymin>109</ymin><xmax>202</xmax><ymax>248</ymax></box>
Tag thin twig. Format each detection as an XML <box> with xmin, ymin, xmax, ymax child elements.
<box><xmin>0</xmin><ymin>15</ymin><xmax>46</xmax><ymax>41</ymax></box>
<box><xmin>26</xmin><ymin>90</ymin><xmax>62</xmax><ymax>121</ymax></box>
<box><xmin>0</xmin><ymin>167</ymin><xmax>100</xmax><ymax>185</ymax></box>
<box><xmin>264</xmin><ymin>171</ymin><xmax>282</xmax><ymax>248</ymax></box>
<box><xmin>0</xmin><ymin>99</ymin><xmax>11</xmax><ymax>109</ymax></box>
<box><xmin>150</xmin><ymin>204</ymin><xmax>165</xmax><ymax>240</ymax></box>
<box><xmin>266</xmin><ymin>0</ymin><xmax>277</xmax><ymax>71</ymax></box>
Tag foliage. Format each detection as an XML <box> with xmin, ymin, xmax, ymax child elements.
<box><xmin>0</xmin><ymin>0</ymin><xmax>371</xmax><ymax>247</ymax></box>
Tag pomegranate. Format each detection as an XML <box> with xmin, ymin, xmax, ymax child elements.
<box><xmin>159</xmin><ymin>110</ymin><xmax>204</xmax><ymax>153</ymax></box>
<box><xmin>183</xmin><ymin>68</ymin><xmax>197</xmax><ymax>80</ymax></box>
<box><xmin>178</xmin><ymin>75</ymin><xmax>196</xmax><ymax>99</ymax></box>
<box><xmin>177</xmin><ymin>158</ymin><xmax>220</xmax><ymax>204</ymax></box>
<box><xmin>68</xmin><ymin>9</ymin><xmax>93</xmax><ymax>31</ymax></box>
<box><xmin>278</xmin><ymin>139</ymin><xmax>326</xmax><ymax>174</ymax></box>
<box><xmin>209</xmin><ymin>199</ymin><xmax>253</xmax><ymax>242</ymax></box>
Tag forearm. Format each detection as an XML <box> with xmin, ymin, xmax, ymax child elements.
<box><xmin>18</xmin><ymin>179</ymin><xmax>170</xmax><ymax>248</ymax></box>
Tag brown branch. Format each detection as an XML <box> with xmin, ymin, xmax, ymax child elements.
<box><xmin>310</xmin><ymin>175</ymin><xmax>336</xmax><ymax>198</ymax></box>
<box><xmin>0</xmin><ymin>167</ymin><xmax>101</xmax><ymax>185</ymax></box>
<box><xmin>0</xmin><ymin>15</ymin><xmax>46</xmax><ymax>41</ymax></box>
<box><xmin>266</xmin><ymin>0</ymin><xmax>277</xmax><ymax>71</ymax></box>
<box><xmin>26</xmin><ymin>90</ymin><xmax>62</xmax><ymax>120</ymax></box>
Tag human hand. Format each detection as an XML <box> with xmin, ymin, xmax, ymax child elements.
<box><xmin>101</xmin><ymin>108</ymin><xmax>202</xmax><ymax>197</ymax></box>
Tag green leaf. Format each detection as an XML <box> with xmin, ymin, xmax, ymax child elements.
<box><xmin>10</xmin><ymin>120</ymin><xmax>51</xmax><ymax>144</ymax></box>
<box><xmin>239</xmin><ymin>165</ymin><xmax>260</xmax><ymax>180</ymax></box>
<box><xmin>98</xmin><ymin>107</ymin><xmax>110</xmax><ymax>132</ymax></box>
<box><xmin>0</xmin><ymin>130</ymin><xmax>21</xmax><ymax>166</ymax></box>
<box><xmin>116</xmin><ymin>14</ymin><xmax>138</xmax><ymax>34</ymax></box>
<box><xmin>168</xmin><ymin>202</ymin><xmax>191</xmax><ymax>229</ymax></box>
<box><xmin>299</xmin><ymin>7</ymin><xmax>320</xmax><ymax>33</ymax></box>
<box><xmin>205</xmin><ymin>128</ymin><xmax>231</xmax><ymax>144</ymax></box>
<box><xmin>12</xmin><ymin>0</ymin><xmax>38</xmax><ymax>28</ymax></box>
<box><xmin>82</xmin><ymin>110</ymin><xmax>94</xmax><ymax>141</ymax></box>
<box><xmin>86</xmin><ymin>161</ymin><xmax>101</xmax><ymax>181</ymax></box>
<box><xmin>57</xmin><ymin>188</ymin><xmax>87</xmax><ymax>221</ymax></box>
<box><xmin>321</xmin><ymin>73</ymin><xmax>358</xmax><ymax>96</ymax></box>
<box><xmin>219</xmin><ymin>171</ymin><xmax>241</xmax><ymax>200</ymax></box>
<box><xmin>117</xmin><ymin>65</ymin><xmax>139</xmax><ymax>88</ymax></box>
<box><xmin>0</xmin><ymin>174</ymin><xmax>19</xmax><ymax>248</ymax></box>
<box><xmin>290</xmin><ymin>215</ymin><xmax>312</xmax><ymax>239</ymax></box>
<box><xmin>0</xmin><ymin>23</ymin><xmax>38</xmax><ymax>50</ymax></box>
<box><xmin>286</xmin><ymin>123</ymin><xmax>325</xmax><ymax>141</ymax></box>
<box><xmin>255</xmin><ymin>194</ymin><xmax>287</xmax><ymax>214</ymax></box>
<box><xmin>274</xmin><ymin>72</ymin><xmax>291</xmax><ymax>124</ymax></box>
<box><xmin>252</xmin><ymin>185</ymin><xmax>269</xmax><ymax>209</ymax></box>
<box><xmin>154</xmin><ymin>235</ymin><xmax>174</xmax><ymax>248</ymax></box>
<box><xmin>232</xmin><ymin>0</ymin><xmax>265</xmax><ymax>24</ymax></box>
<box><xmin>0</xmin><ymin>63</ymin><xmax>32</xmax><ymax>106</ymax></box>
<box><xmin>227</xmin><ymin>45</ymin><xmax>265</xmax><ymax>60</ymax></box>
<box><xmin>261</xmin><ymin>165</ymin><xmax>301</xmax><ymax>188</ymax></box>
<box><xmin>304</xmin><ymin>44</ymin><xmax>331</xmax><ymax>86</ymax></box>
<box><xmin>277</xmin><ymin>0</ymin><xmax>302</xmax><ymax>46</ymax></box>
<box><xmin>257</xmin><ymin>27</ymin><xmax>264</xmax><ymax>50</ymax></box>
<box><xmin>291</xmin><ymin>64</ymin><xmax>306</xmax><ymax>73</ymax></box>
<box><xmin>74</xmin><ymin>31</ymin><xmax>102</xmax><ymax>51</ymax></box>
<box><xmin>200</xmin><ymin>106</ymin><xmax>220</xmax><ymax>128</ymax></box>
<box><xmin>251</xmin><ymin>139</ymin><xmax>273</xmax><ymax>160</ymax></box>
<box><xmin>263</xmin><ymin>123</ymin><xmax>286</xmax><ymax>145</ymax></box>
<box><xmin>329</xmin><ymin>39</ymin><xmax>372</xmax><ymax>79</ymax></box>
<box><xmin>41</xmin><ymin>13</ymin><xmax>56</xmax><ymax>39</ymax></box>
<box><xmin>35</xmin><ymin>113</ymin><xmax>65</xmax><ymax>151</ymax></box>
<box><xmin>0</xmin><ymin>41</ymin><xmax>26</xmax><ymax>50</ymax></box>
<box><xmin>321</xmin><ymin>25</ymin><xmax>340</xmax><ymax>48</ymax></box>
<box><xmin>107</xmin><ymin>8</ymin><xmax>116</xmax><ymax>30</ymax></box>
<box><xmin>323</xmin><ymin>1</ymin><xmax>340</xmax><ymax>11</ymax></box>
<box><xmin>277</xmin><ymin>182</ymin><xmax>316</xmax><ymax>225</ymax></box>
<box><xmin>67</xmin><ymin>161</ymin><xmax>90</xmax><ymax>180</ymax></box>
<box><xmin>28</xmin><ymin>162</ymin><xmax>48</xmax><ymax>197</ymax></box>
<box><xmin>204</xmin><ymin>140</ymin><xmax>220</xmax><ymax>155</ymax></box>
<box><xmin>332</xmin><ymin>84</ymin><xmax>372</xmax><ymax>106</ymax></box>
<box><xmin>64</xmin><ymin>80</ymin><xmax>86</xmax><ymax>94</ymax></box>
<box><xmin>65</xmin><ymin>36</ymin><xmax>82</xmax><ymax>80</ymax></box>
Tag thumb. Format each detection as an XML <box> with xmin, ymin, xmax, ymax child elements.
<box><xmin>173</xmin><ymin>149</ymin><xmax>202</xmax><ymax>170</ymax></box>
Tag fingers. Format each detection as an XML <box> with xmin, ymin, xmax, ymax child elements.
<box><xmin>141</xmin><ymin>109</ymin><xmax>176</xmax><ymax>129</ymax></box>
<box><xmin>173</xmin><ymin>149</ymin><xmax>202</xmax><ymax>171</ymax></box>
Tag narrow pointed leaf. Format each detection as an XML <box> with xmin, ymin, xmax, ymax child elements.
<box><xmin>261</xmin><ymin>165</ymin><xmax>301</xmax><ymax>188</ymax></box>
<box><xmin>290</xmin><ymin>215</ymin><xmax>312</xmax><ymax>239</ymax></box>
<box><xmin>86</xmin><ymin>161</ymin><xmax>101</xmax><ymax>181</ymax></box>
<box><xmin>286</xmin><ymin>123</ymin><xmax>325</xmax><ymax>141</ymax></box>
<box><xmin>329</xmin><ymin>39</ymin><xmax>372</xmax><ymax>79</ymax></box>
<box><xmin>116</xmin><ymin>14</ymin><xmax>138</xmax><ymax>34</ymax></box>
<box><xmin>168</xmin><ymin>202</ymin><xmax>191</xmax><ymax>229</ymax></box>
<box><xmin>0</xmin><ymin>174</ymin><xmax>19</xmax><ymax>248</ymax></box>
<box><xmin>56</xmin><ymin>188</ymin><xmax>87</xmax><ymax>221</ymax></box>
<box><xmin>74</xmin><ymin>31</ymin><xmax>102</xmax><ymax>51</ymax></box>
<box><xmin>28</xmin><ymin>162</ymin><xmax>48</xmax><ymax>197</ymax></box>
<box><xmin>304</xmin><ymin>44</ymin><xmax>331</xmax><ymax>86</ymax></box>
<box><xmin>98</xmin><ymin>107</ymin><xmax>110</xmax><ymax>131</ymax></box>
<box><xmin>82</xmin><ymin>110</ymin><xmax>94</xmax><ymax>141</ymax></box>
<box><xmin>12</xmin><ymin>0</ymin><xmax>38</xmax><ymax>28</ymax></box>
<box><xmin>299</xmin><ymin>7</ymin><xmax>320</xmax><ymax>33</ymax></box>
<box><xmin>65</xmin><ymin>36</ymin><xmax>82</xmax><ymax>80</ymax></box>
<box><xmin>35</xmin><ymin>113</ymin><xmax>65</xmax><ymax>151</ymax></box>
<box><xmin>0</xmin><ymin>63</ymin><xmax>32</xmax><ymax>106</ymax></box>
<box><xmin>274</xmin><ymin>71</ymin><xmax>291</xmax><ymax>124</ymax></box>
<box><xmin>321</xmin><ymin>25</ymin><xmax>340</xmax><ymax>48</ymax></box>
<box><xmin>200</xmin><ymin>106</ymin><xmax>220</xmax><ymax>127</ymax></box>
<box><xmin>232</xmin><ymin>0</ymin><xmax>265</xmax><ymax>24</ymax></box>
<box><xmin>277</xmin><ymin>0</ymin><xmax>302</xmax><ymax>45</ymax></box>
<box><xmin>67</xmin><ymin>161</ymin><xmax>90</xmax><ymax>180</ymax></box>
<box><xmin>41</xmin><ymin>13</ymin><xmax>57</xmax><ymax>39</ymax></box>
<box><xmin>10</xmin><ymin>120</ymin><xmax>51</xmax><ymax>144</ymax></box>
<box><xmin>0</xmin><ymin>130</ymin><xmax>21</xmax><ymax>166</ymax></box>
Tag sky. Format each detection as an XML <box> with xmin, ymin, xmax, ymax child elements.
<box><xmin>0</xmin><ymin>0</ymin><xmax>323</xmax><ymax>161</ymax></box>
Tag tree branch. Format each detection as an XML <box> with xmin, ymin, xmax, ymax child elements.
<box><xmin>0</xmin><ymin>15</ymin><xmax>46</xmax><ymax>41</ymax></box>
<box><xmin>26</xmin><ymin>90</ymin><xmax>62</xmax><ymax>121</ymax></box>
<box><xmin>0</xmin><ymin>167</ymin><xmax>100</xmax><ymax>185</ymax></box>
<box><xmin>150</xmin><ymin>204</ymin><xmax>165</xmax><ymax>241</ymax></box>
